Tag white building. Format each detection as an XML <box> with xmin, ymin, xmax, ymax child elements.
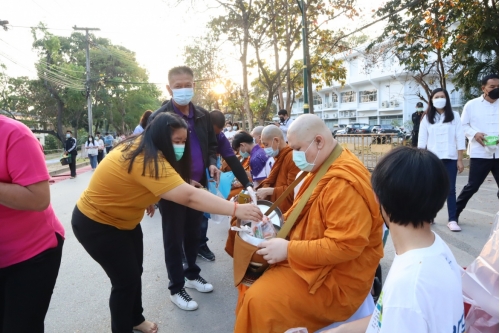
<box><xmin>281</xmin><ymin>46</ymin><xmax>464</xmax><ymax>130</ymax></box>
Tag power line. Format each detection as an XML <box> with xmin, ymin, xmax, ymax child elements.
<box><xmin>6</xmin><ymin>24</ymin><xmax>74</xmax><ymax>31</ymax></box>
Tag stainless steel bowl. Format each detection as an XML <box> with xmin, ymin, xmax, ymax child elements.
<box><xmin>256</xmin><ymin>200</ymin><xmax>284</xmax><ymax>231</ymax></box>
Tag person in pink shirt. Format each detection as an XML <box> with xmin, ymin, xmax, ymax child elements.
<box><xmin>0</xmin><ymin>115</ymin><xmax>65</xmax><ymax>333</ymax></box>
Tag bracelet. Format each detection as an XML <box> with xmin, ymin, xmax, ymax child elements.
<box><xmin>233</xmin><ymin>202</ymin><xmax>238</xmax><ymax>217</ymax></box>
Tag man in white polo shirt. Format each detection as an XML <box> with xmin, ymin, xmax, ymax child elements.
<box><xmin>456</xmin><ymin>74</ymin><xmax>499</xmax><ymax>223</ymax></box>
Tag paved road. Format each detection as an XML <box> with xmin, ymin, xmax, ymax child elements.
<box><xmin>45</xmin><ymin>169</ymin><xmax>498</xmax><ymax>333</ymax></box>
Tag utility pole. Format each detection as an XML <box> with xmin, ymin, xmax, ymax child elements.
<box><xmin>296</xmin><ymin>0</ymin><xmax>309</xmax><ymax>114</ymax></box>
<box><xmin>0</xmin><ymin>20</ymin><xmax>9</xmax><ymax>31</ymax></box>
<box><xmin>73</xmin><ymin>26</ymin><xmax>100</xmax><ymax>136</ymax></box>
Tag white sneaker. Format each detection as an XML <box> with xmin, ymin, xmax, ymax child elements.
<box><xmin>185</xmin><ymin>276</ymin><xmax>214</xmax><ymax>293</ymax></box>
<box><xmin>170</xmin><ymin>288</ymin><xmax>198</xmax><ymax>311</ymax></box>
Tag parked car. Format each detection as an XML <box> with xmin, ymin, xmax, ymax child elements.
<box><xmin>336</xmin><ymin>127</ymin><xmax>348</xmax><ymax>135</ymax></box>
<box><xmin>331</xmin><ymin>124</ymin><xmax>347</xmax><ymax>136</ymax></box>
<box><xmin>377</xmin><ymin>124</ymin><xmax>400</xmax><ymax>134</ymax></box>
<box><xmin>342</xmin><ymin>123</ymin><xmax>368</xmax><ymax>134</ymax></box>
<box><xmin>356</xmin><ymin>125</ymin><xmax>372</xmax><ymax>134</ymax></box>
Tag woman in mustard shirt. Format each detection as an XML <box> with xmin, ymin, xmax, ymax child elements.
<box><xmin>71</xmin><ymin>113</ymin><xmax>261</xmax><ymax>333</ymax></box>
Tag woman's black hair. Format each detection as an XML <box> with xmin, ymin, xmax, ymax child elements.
<box><xmin>232</xmin><ymin>131</ymin><xmax>253</xmax><ymax>151</ymax></box>
<box><xmin>371</xmin><ymin>146</ymin><xmax>449</xmax><ymax>228</ymax></box>
<box><xmin>87</xmin><ymin>135</ymin><xmax>95</xmax><ymax>145</ymax></box>
<box><xmin>118</xmin><ymin>113</ymin><xmax>191</xmax><ymax>182</ymax></box>
<box><xmin>425</xmin><ymin>88</ymin><xmax>454</xmax><ymax>124</ymax></box>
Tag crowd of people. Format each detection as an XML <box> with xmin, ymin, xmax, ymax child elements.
<box><xmin>0</xmin><ymin>67</ymin><xmax>498</xmax><ymax>333</ymax></box>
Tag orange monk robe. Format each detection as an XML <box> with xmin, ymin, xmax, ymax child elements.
<box><xmin>259</xmin><ymin>146</ymin><xmax>300</xmax><ymax>213</ymax></box>
<box><xmin>234</xmin><ymin>149</ymin><xmax>384</xmax><ymax>333</ymax></box>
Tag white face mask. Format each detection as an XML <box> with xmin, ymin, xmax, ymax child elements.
<box><xmin>233</xmin><ymin>126</ymin><xmax>238</xmax><ymax>130</ymax></box>
<box><xmin>433</xmin><ymin>98</ymin><xmax>446</xmax><ymax>109</ymax></box>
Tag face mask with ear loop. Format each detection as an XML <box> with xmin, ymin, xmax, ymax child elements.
<box><xmin>292</xmin><ymin>139</ymin><xmax>320</xmax><ymax>172</ymax></box>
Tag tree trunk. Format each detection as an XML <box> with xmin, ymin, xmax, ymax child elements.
<box><xmin>241</xmin><ymin>4</ymin><xmax>254</xmax><ymax>130</ymax></box>
<box><xmin>304</xmin><ymin>5</ymin><xmax>314</xmax><ymax>114</ymax></box>
<box><xmin>270</xmin><ymin>0</ymin><xmax>284</xmax><ymax>110</ymax></box>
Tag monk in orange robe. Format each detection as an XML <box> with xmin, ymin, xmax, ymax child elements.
<box><xmin>234</xmin><ymin>114</ymin><xmax>384</xmax><ymax>333</ymax></box>
<box><xmin>256</xmin><ymin>125</ymin><xmax>300</xmax><ymax>213</ymax></box>
<box><xmin>250</xmin><ymin>125</ymin><xmax>265</xmax><ymax>148</ymax></box>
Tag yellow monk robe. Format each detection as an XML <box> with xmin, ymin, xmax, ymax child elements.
<box><xmin>259</xmin><ymin>146</ymin><xmax>300</xmax><ymax>213</ymax></box>
<box><xmin>234</xmin><ymin>149</ymin><xmax>384</xmax><ymax>333</ymax></box>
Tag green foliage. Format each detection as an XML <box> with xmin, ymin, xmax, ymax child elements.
<box><xmin>44</xmin><ymin>134</ymin><xmax>61</xmax><ymax>151</ymax></box>
<box><xmin>447</xmin><ymin>0</ymin><xmax>499</xmax><ymax>99</ymax></box>
<box><xmin>184</xmin><ymin>33</ymin><xmax>227</xmax><ymax>110</ymax></box>
<box><xmin>370</xmin><ymin>0</ymin><xmax>499</xmax><ymax>101</ymax></box>
<box><xmin>0</xmin><ymin>22</ymin><xmax>162</xmax><ymax>142</ymax></box>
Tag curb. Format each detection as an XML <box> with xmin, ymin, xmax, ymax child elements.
<box><xmin>49</xmin><ymin>161</ymin><xmax>91</xmax><ymax>177</ymax></box>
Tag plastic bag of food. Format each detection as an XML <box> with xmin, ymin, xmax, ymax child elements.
<box><xmin>462</xmin><ymin>212</ymin><xmax>499</xmax><ymax>333</ymax></box>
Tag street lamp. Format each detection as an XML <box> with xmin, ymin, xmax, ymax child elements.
<box><xmin>297</xmin><ymin>0</ymin><xmax>309</xmax><ymax>114</ymax></box>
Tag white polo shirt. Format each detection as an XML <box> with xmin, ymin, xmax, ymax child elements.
<box><xmin>280</xmin><ymin>117</ymin><xmax>293</xmax><ymax>142</ymax></box>
<box><xmin>461</xmin><ymin>96</ymin><xmax>499</xmax><ymax>158</ymax></box>
<box><xmin>418</xmin><ymin>111</ymin><xmax>466</xmax><ymax>160</ymax></box>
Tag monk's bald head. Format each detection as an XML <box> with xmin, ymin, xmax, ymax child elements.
<box><xmin>288</xmin><ymin>114</ymin><xmax>336</xmax><ymax>172</ymax></box>
<box><xmin>261</xmin><ymin>125</ymin><xmax>287</xmax><ymax>150</ymax></box>
<box><xmin>251</xmin><ymin>126</ymin><xmax>264</xmax><ymax>145</ymax></box>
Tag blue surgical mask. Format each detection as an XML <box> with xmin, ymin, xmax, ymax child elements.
<box><xmin>264</xmin><ymin>139</ymin><xmax>279</xmax><ymax>157</ymax></box>
<box><xmin>240</xmin><ymin>149</ymin><xmax>250</xmax><ymax>158</ymax></box>
<box><xmin>172</xmin><ymin>88</ymin><xmax>194</xmax><ymax>106</ymax></box>
<box><xmin>66</xmin><ymin>133</ymin><xmax>71</xmax><ymax>138</ymax></box>
<box><xmin>292</xmin><ymin>139</ymin><xmax>319</xmax><ymax>172</ymax></box>
<box><xmin>173</xmin><ymin>144</ymin><xmax>185</xmax><ymax>161</ymax></box>
<box><xmin>233</xmin><ymin>126</ymin><xmax>238</xmax><ymax>130</ymax></box>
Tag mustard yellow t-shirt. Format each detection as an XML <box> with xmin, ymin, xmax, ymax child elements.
<box><xmin>77</xmin><ymin>143</ymin><xmax>185</xmax><ymax>230</ymax></box>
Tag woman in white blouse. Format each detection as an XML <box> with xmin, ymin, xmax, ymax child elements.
<box><xmin>418</xmin><ymin>88</ymin><xmax>466</xmax><ymax>232</ymax></box>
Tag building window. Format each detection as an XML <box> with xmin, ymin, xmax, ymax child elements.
<box><xmin>380</xmin><ymin>115</ymin><xmax>403</xmax><ymax>126</ymax></box>
<box><xmin>341</xmin><ymin>91</ymin><xmax>356</xmax><ymax>103</ymax></box>
<box><xmin>332</xmin><ymin>93</ymin><xmax>338</xmax><ymax>102</ymax></box>
<box><xmin>313</xmin><ymin>94</ymin><xmax>322</xmax><ymax>105</ymax></box>
<box><xmin>359</xmin><ymin>90</ymin><xmax>377</xmax><ymax>103</ymax></box>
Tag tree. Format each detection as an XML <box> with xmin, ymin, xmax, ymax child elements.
<box><xmin>184</xmin><ymin>34</ymin><xmax>227</xmax><ymax>110</ymax></box>
<box><xmin>209</xmin><ymin>0</ymin><xmax>259</xmax><ymax>130</ymax></box>
<box><xmin>368</xmin><ymin>0</ymin><xmax>456</xmax><ymax>103</ymax></box>
<box><xmin>24</xmin><ymin>23</ymin><xmax>162</xmax><ymax>140</ymax></box>
<box><xmin>447</xmin><ymin>0</ymin><xmax>499</xmax><ymax>98</ymax></box>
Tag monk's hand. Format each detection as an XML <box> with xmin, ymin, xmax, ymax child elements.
<box><xmin>146</xmin><ymin>204</ymin><xmax>155</xmax><ymax>217</ymax></box>
<box><xmin>257</xmin><ymin>238</ymin><xmax>289</xmax><ymax>264</ymax></box>
<box><xmin>209</xmin><ymin>165</ymin><xmax>221</xmax><ymax>183</ymax></box>
<box><xmin>256</xmin><ymin>187</ymin><xmax>273</xmax><ymax>200</ymax></box>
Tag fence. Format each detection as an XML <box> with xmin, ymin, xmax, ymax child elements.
<box><xmin>335</xmin><ymin>134</ymin><xmax>407</xmax><ymax>170</ymax></box>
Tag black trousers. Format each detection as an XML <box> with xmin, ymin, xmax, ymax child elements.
<box><xmin>456</xmin><ymin>158</ymin><xmax>499</xmax><ymax>219</ymax></box>
<box><xmin>71</xmin><ymin>207</ymin><xmax>145</xmax><ymax>333</ymax></box>
<box><xmin>68</xmin><ymin>153</ymin><xmax>77</xmax><ymax>177</ymax></box>
<box><xmin>97</xmin><ymin>150</ymin><xmax>104</xmax><ymax>164</ymax></box>
<box><xmin>411</xmin><ymin>130</ymin><xmax>419</xmax><ymax>147</ymax></box>
<box><xmin>0</xmin><ymin>233</ymin><xmax>63</xmax><ymax>333</ymax></box>
<box><xmin>158</xmin><ymin>199</ymin><xmax>203</xmax><ymax>295</ymax></box>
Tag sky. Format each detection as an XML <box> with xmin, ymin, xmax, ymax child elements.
<box><xmin>2</xmin><ymin>0</ymin><xmax>386</xmax><ymax>98</ymax></box>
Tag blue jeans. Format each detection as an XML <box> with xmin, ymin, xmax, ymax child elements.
<box><xmin>442</xmin><ymin>159</ymin><xmax>457</xmax><ymax>221</ymax></box>
<box><xmin>88</xmin><ymin>155</ymin><xmax>97</xmax><ymax>169</ymax></box>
